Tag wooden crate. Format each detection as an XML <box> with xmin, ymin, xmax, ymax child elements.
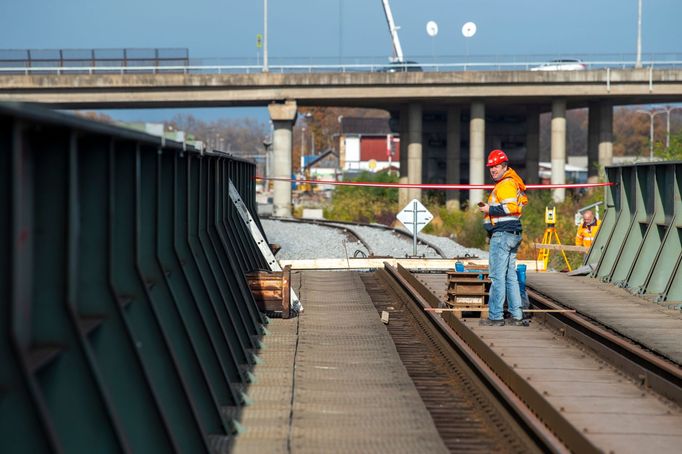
<box><xmin>446</xmin><ymin>271</ymin><xmax>490</xmax><ymax>317</ymax></box>
<box><xmin>245</xmin><ymin>265</ymin><xmax>292</xmax><ymax>318</ymax></box>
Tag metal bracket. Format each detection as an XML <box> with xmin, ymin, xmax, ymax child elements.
<box><xmin>227</xmin><ymin>180</ymin><xmax>302</xmax><ymax>314</ymax></box>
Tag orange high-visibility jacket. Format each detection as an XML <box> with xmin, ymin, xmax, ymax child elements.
<box><xmin>575</xmin><ymin>219</ymin><xmax>601</xmax><ymax>248</ymax></box>
<box><xmin>483</xmin><ymin>168</ymin><xmax>528</xmax><ymax>234</ymax></box>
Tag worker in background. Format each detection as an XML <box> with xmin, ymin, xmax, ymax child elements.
<box><xmin>575</xmin><ymin>209</ymin><xmax>601</xmax><ymax>249</ymax></box>
<box><xmin>478</xmin><ymin>149</ymin><xmax>529</xmax><ymax>327</ymax></box>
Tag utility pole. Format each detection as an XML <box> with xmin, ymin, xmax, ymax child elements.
<box><xmin>263</xmin><ymin>0</ymin><xmax>269</xmax><ymax>72</ymax></box>
<box><xmin>663</xmin><ymin>106</ymin><xmax>682</xmax><ymax>149</ymax></box>
<box><xmin>635</xmin><ymin>0</ymin><xmax>642</xmax><ymax>68</ymax></box>
<box><xmin>637</xmin><ymin>109</ymin><xmax>664</xmax><ymax>160</ymax></box>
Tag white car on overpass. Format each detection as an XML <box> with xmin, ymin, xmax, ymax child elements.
<box><xmin>530</xmin><ymin>59</ymin><xmax>587</xmax><ymax>71</ymax></box>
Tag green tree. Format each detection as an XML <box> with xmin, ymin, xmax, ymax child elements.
<box><xmin>653</xmin><ymin>130</ymin><xmax>682</xmax><ymax>160</ymax></box>
<box><xmin>323</xmin><ymin>171</ymin><xmax>398</xmax><ymax>224</ymax></box>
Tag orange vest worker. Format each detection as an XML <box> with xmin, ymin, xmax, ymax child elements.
<box><xmin>575</xmin><ymin>218</ymin><xmax>601</xmax><ymax>248</ymax></box>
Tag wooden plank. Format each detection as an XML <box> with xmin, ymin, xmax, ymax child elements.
<box><xmin>532</xmin><ymin>243</ymin><xmax>588</xmax><ymax>253</ymax></box>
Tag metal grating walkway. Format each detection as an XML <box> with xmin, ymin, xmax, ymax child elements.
<box><xmin>232</xmin><ymin>271</ymin><xmax>448</xmax><ymax>454</ymax></box>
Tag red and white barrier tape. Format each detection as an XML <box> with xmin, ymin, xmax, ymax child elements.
<box><xmin>255</xmin><ymin>176</ymin><xmax>614</xmax><ymax>191</ymax></box>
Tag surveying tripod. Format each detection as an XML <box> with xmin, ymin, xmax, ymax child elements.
<box><xmin>537</xmin><ymin>207</ymin><xmax>572</xmax><ymax>272</ymax></box>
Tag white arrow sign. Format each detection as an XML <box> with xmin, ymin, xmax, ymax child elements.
<box><xmin>397</xmin><ymin>199</ymin><xmax>433</xmax><ymax>234</ymax></box>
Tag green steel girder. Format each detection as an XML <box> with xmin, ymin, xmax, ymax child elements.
<box><xmin>214</xmin><ymin>159</ymin><xmax>266</xmax><ymax>329</ymax></box>
<box><xmin>186</xmin><ymin>155</ymin><xmax>252</xmax><ymax>368</ymax></box>
<box><xmin>0</xmin><ymin>102</ymin><xmax>269</xmax><ymax>453</ymax></box>
<box><xmin>172</xmin><ymin>152</ymin><xmax>249</xmax><ymax>390</ymax></box>
<box><xmin>110</xmin><ymin>140</ymin><xmax>208</xmax><ymax>452</ymax></box>
<box><xmin>78</xmin><ymin>136</ymin><xmax>175</xmax><ymax>452</ymax></box>
<box><xmin>588</xmin><ymin>161</ymin><xmax>682</xmax><ymax>304</ymax></box>
<box><xmin>0</xmin><ymin>118</ymin><xmax>56</xmax><ymax>453</ymax></box>
<box><xmin>203</xmin><ymin>159</ymin><xmax>261</xmax><ymax>345</ymax></box>
<box><xmin>156</xmin><ymin>149</ymin><xmax>242</xmax><ymax>410</ymax></box>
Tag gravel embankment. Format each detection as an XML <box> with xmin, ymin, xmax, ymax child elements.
<box><xmin>262</xmin><ymin>219</ymin><xmax>488</xmax><ymax>261</ymax></box>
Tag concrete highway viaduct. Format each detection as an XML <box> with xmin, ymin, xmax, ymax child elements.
<box><xmin>2</xmin><ymin>68</ymin><xmax>682</xmax><ymax>216</ymax></box>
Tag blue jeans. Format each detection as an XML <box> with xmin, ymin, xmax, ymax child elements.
<box><xmin>488</xmin><ymin>231</ymin><xmax>523</xmax><ymax>320</ymax></box>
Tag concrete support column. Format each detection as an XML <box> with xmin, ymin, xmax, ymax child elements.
<box><xmin>446</xmin><ymin>105</ymin><xmax>461</xmax><ymax>210</ymax></box>
<box><xmin>599</xmin><ymin>102</ymin><xmax>613</xmax><ymax>170</ymax></box>
<box><xmin>525</xmin><ymin>106</ymin><xmax>540</xmax><ymax>184</ymax></box>
<box><xmin>407</xmin><ymin>103</ymin><xmax>423</xmax><ymax>201</ymax></box>
<box><xmin>469</xmin><ymin>102</ymin><xmax>485</xmax><ymax>207</ymax></box>
<box><xmin>551</xmin><ymin>99</ymin><xmax>567</xmax><ymax>203</ymax></box>
<box><xmin>268</xmin><ymin>101</ymin><xmax>297</xmax><ymax>217</ymax></box>
<box><xmin>587</xmin><ymin>102</ymin><xmax>600</xmax><ymax>183</ymax></box>
<box><xmin>398</xmin><ymin>106</ymin><xmax>409</xmax><ymax>207</ymax></box>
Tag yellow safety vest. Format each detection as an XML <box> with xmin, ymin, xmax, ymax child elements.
<box><xmin>575</xmin><ymin>219</ymin><xmax>601</xmax><ymax>248</ymax></box>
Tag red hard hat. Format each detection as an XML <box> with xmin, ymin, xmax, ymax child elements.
<box><xmin>486</xmin><ymin>149</ymin><xmax>508</xmax><ymax>167</ymax></box>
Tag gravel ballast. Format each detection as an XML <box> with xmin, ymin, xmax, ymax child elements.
<box><xmin>262</xmin><ymin>219</ymin><xmax>488</xmax><ymax>261</ymax></box>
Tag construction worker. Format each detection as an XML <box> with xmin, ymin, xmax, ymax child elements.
<box><xmin>478</xmin><ymin>149</ymin><xmax>529</xmax><ymax>327</ymax></box>
<box><xmin>575</xmin><ymin>209</ymin><xmax>601</xmax><ymax>249</ymax></box>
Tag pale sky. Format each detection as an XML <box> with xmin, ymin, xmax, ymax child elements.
<box><xmin>1</xmin><ymin>0</ymin><xmax>680</xmax><ymax>121</ymax></box>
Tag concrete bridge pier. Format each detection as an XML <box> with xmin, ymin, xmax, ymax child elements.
<box><xmin>525</xmin><ymin>106</ymin><xmax>540</xmax><ymax>184</ymax></box>
<box><xmin>469</xmin><ymin>102</ymin><xmax>486</xmax><ymax>207</ymax></box>
<box><xmin>268</xmin><ymin>101</ymin><xmax>297</xmax><ymax>217</ymax></box>
<box><xmin>588</xmin><ymin>101</ymin><xmax>614</xmax><ymax>184</ymax></box>
<box><xmin>588</xmin><ymin>102</ymin><xmax>600</xmax><ymax>183</ymax></box>
<box><xmin>551</xmin><ymin>99</ymin><xmax>567</xmax><ymax>202</ymax></box>
<box><xmin>407</xmin><ymin>103</ymin><xmax>423</xmax><ymax>202</ymax></box>
<box><xmin>399</xmin><ymin>106</ymin><xmax>409</xmax><ymax>207</ymax></box>
<box><xmin>599</xmin><ymin>102</ymin><xmax>614</xmax><ymax>170</ymax></box>
<box><xmin>446</xmin><ymin>106</ymin><xmax>461</xmax><ymax>210</ymax></box>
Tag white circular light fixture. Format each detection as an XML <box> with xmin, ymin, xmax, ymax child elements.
<box><xmin>426</xmin><ymin>20</ymin><xmax>439</xmax><ymax>37</ymax></box>
<box><xmin>462</xmin><ymin>21</ymin><xmax>477</xmax><ymax>38</ymax></box>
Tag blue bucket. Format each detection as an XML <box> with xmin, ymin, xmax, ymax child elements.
<box><xmin>517</xmin><ymin>264</ymin><xmax>529</xmax><ymax>308</ymax></box>
<box><xmin>516</xmin><ymin>264</ymin><xmax>527</xmax><ymax>292</ymax></box>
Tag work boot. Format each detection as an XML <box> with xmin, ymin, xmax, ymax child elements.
<box><xmin>507</xmin><ymin>318</ymin><xmax>530</xmax><ymax>327</ymax></box>
<box><xmin>479</xmin><ymin>318</ymin><xmax>505</xmax><ymax>326</ymax></box>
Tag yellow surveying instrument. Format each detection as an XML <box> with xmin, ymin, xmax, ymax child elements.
<box><xmin>537</xmin><ymin>207</ymin><xmax>572</xmax><ymax>272</ymax></box>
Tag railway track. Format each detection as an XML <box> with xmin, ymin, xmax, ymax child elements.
<box><xmin>370</xmin><ymin>264</ymin><xmax>682</xmax><ymax>453</ymax></box>
<box><xmin>265</xmin><ymin>216</ymin><xmax>450</xmax><ymax>259</ymax></box>
<box><xmin>362</xmin><ymin>272</ymin><xmax>539</xmax><ymax>453</ymax></box>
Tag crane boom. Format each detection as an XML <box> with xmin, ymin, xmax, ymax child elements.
<box><xmin>381</xmin><ymin>0</ymin><xmax>404</xmax><ymax>63</ymax></box>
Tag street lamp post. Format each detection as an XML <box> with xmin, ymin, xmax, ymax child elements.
<box><xmin>635</xmin><ymin>0</ymin><xmax>643</xmax><ymax>69</ymax></box>
<box><xmin>263</xmin><ymin>0</ymin><xmax>269</xmax><ymax>72</ymax></box>
<box><xmin>636</xmin><ymin>109</ymin><xmax>665</xmax><ymax>159</ymax></box>
<box><xmin>662</xmin><ymin>106</ymin><xmax>682</xmax><ymax>149</ymax></box>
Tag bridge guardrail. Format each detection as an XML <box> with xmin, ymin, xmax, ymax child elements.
<box><xmin>0</xmin><ymin>102</ymin><xmax>270</xmax><ymax>452</ymax></box>
<box><xmin>2</xmin><ymin>52</ymin><xmax>682</xmax><ymax>75</ymax></box>
<box><xmin>2</xmin><ymin>61</ymin><xmax>682</xmax><ymax>75</ymax></box>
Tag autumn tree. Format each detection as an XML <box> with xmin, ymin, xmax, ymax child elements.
<box><xmin>169</xmin><ymin>114</ymin><xmax>269</xmax><ymax>156</ymax></box>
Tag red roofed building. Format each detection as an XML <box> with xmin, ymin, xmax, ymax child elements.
<box><xmin>338</xmin><ymin>117</ymin><xmax>400</xmax><ymax>173</ymax></box>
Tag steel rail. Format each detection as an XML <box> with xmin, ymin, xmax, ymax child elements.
<box><xmin>526</xmin><ymin>287</ymin><xmax>682</xmax><ymax>406</ymax></box>
<box><xmin>381</xmin><ymin>263</ymin><xmax>592</xmax><ymax>453</ymax></box>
